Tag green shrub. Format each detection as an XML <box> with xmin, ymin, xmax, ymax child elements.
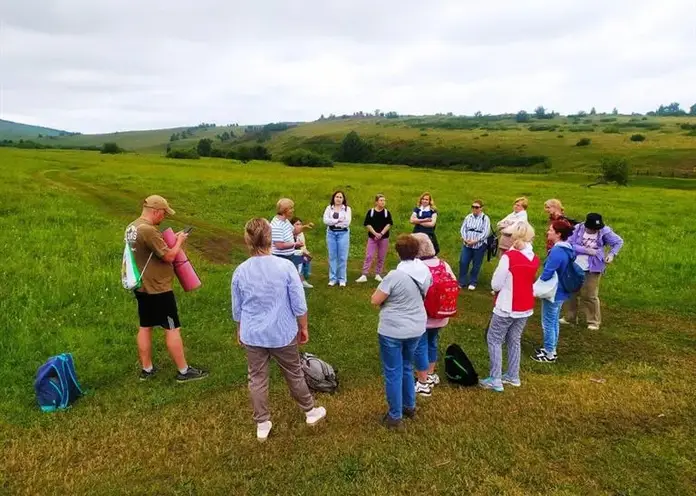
<box><xmin>557</xmin><ymin>134</ymin><xmax>564</xmax><ymax>138</ymax></box>
<box><xmin>569</xmin><ymin>125</ymin><xmax>594</xmax><ymax>132</ymax></box>
<box><xmin>101</xmin><ymin>142</ymin><xmax>123</xmax><ymax>154</ymax></box>
<box><xmin>282</xmin><ymin>149</ymin><xmax>333</xmax><ymax>167</ymax></box>
<box><xmin>166</xmin><ymin>148</ymin><xmax>200</xmax><ymax>159</ymax></box>
<box><xmin>630</xmin><ymin>134</ymin><xmax>646</xmax><ymax>142</ymax></box>
<box><xmin>576</xmin><ymin>138</ymin><xmax>592</xmax><ymax>147</ymax></box>
<box><xmin>599</xmin><ymin>157</ymin><xmax>629</xmax><ymax>185</ymax></box>
<box><xmin>529</xmin><ymin>124</ymin><xmax>558</xmax><ymax>132</ymax></box>
<box><xmin>603</xmin><ymin>126</ymin><xmax>620</xmax><ymax>134</ymax></box>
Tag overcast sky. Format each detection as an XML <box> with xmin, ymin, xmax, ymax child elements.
<box><xmin>1</xmin><ymin>0</ymin><xmax>695</xmax><ymax>134</ymax></box>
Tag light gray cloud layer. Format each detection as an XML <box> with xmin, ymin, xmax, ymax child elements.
<box><xmin>1</xmin><ymin>0</ymin><xmax>695</xmax><ymax>133</ymax></box>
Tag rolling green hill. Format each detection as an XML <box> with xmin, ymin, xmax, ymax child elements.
<box><xmin>0</xmin><ymin>119</ymin><xmax>70</xmax><ymax>139</ymax></box>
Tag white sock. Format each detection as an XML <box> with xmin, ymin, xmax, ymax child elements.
<box><xmin>143</xmin><ymin>365</ymin><xmax>153</xmax><ymax>373</ymax></box>
<box><xmin>178</xmin><ymin>366</ymin><xmax>189</xmax><ymax>374</ymax></box>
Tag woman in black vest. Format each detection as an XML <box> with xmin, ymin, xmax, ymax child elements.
<box><xmin>410</xmin><ymin>192</ymin><xmax>439</xmax><ymax>255</ymax></box>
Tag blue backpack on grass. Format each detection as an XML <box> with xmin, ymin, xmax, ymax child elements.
<box><xmin>34</xmin><ymin>353</ymin><xmax>84</xmax><ymax>412</ymax></box>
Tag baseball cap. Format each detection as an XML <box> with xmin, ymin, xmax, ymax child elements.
<box><xmin>143</xmin><ymin>195</ymin><xmax>175</xmax><ymax>215</ymax></box>
<box><xmin>584</xmin><ymin>213</ymin><xmax>604</xmax><ymax>230</ymax></box>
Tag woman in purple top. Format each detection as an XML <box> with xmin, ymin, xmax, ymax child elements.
<box><xmin>560</xmin><ymin>213</ymin><xmax>624</xmax><ymax>331</ymax></box>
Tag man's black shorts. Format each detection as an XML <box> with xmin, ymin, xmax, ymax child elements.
<box><xmin>135</xmin><ymin>291</ymin><xmax>181</xmax><ymax>330</ymax></box>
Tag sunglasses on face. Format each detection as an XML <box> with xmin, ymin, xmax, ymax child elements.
<box><xmin>471</xmin><ymin>205</ymin><xmax>481</xmax><ymax>209</ymax></box>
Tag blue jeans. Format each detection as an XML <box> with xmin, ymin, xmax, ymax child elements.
<box><xmin>301</xmin><ymin>259</ymin><xmax>311</xmax><ymax>279</ymax></box>
<box><xmin>542</xmin><ymin>299</ymin><xmax>564</xmax><ymax>354</ymax></box>
<box><xmin>414</xmin><ymin>328</ymin><xmax>441</xmax><ymax>372</ymax></box>
<box><xmin>459</xmin><ymin>245</ymin><xmax>487</xmax><ymax>287</ymax></box>
<box><xmin>379</xmin><ymin>334</ymin><xmax>420</xmax><ymax>420</ymax></box>
<box><xmin>326</xmin><ymin>229</ymin><xmax>350</xmax><ymax>283</ymax></box>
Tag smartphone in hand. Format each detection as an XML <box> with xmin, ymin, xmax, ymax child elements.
<box><xmin>183</xmin><ymin>226</ymin><xmax>194</xmax><ymax>234</ymax></box>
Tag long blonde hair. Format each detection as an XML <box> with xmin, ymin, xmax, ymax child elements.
<box><xmin>244</xmin><ymin>218</ymin><xmax>272</xmax><ymax>255</ymax></box>
<box><xmin>510</xmin><ymin>222</ymin><xmax>535</xmax><ymax>250</ymax></box>
<box><xmin>544</xmin><ymin>199</ymin><xmax>564</xmax><ymax>215</ymax></box>
<box><xmin>417</xmin><ymin>192</ymin><xmax>436</xmax><ymax>210</ymax></box>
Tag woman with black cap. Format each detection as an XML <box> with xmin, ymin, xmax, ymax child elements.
<box><xmin>561</xmin><ymin>213</ymin><xmax>624</xmax><ymax>331</ymax></box>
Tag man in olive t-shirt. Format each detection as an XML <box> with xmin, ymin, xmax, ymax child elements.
<box><xmin>126</xmin><ymin>195</ymin><xmax>208</xmax><ymax>383</ymax></box>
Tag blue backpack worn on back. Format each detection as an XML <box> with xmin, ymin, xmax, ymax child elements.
<box><xmin>34</xmin><ymin>353</ymin><xmax>84</xmax><ymax>412</ymax></box>
<box><xmin>559</xmin><ymin>249</ymin><xmax>586</xmax><ymax>294</ymax></box>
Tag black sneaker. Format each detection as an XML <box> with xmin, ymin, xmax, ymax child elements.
<box><xmin>176</xmin><ymin>366</ymin><xmax>209</xmax><ymax>383</ymax></box>
<box><xmin>531</xmin><ymin>353</ymin><xmax>557</xmax><ymax>363</ymax></box>
<box><xmin>139</xmin><ymin>366</ymin><xmax>158</xmax><ymax>381</ymax></box>
<box><xmin>382</xmin><ymin>413</ymin><xmax>405</xmax><ymax>431</ymax></box>
<box><xmin>403</xmin><ymin>407</ymin><xmax>417</xmax><ymax>419</ymax></box>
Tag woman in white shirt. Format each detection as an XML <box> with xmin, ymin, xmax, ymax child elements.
<box><xmin>496</xmin><ymin>197</ymin><xmax>529</xmax><ymax>255</ymax></box>
<box><xmin>322</xmin><ymin>191</ymin><xmax>352</xmax><ymax>287</ymax></box>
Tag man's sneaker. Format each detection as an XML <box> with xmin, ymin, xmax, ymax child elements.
<box><xmin>257</xmin><ymin>420</ymin><xmax>272</xmax><ymax>442</ymax></box>
<box><xmin>375</xmin><ymin>274</ymin><xmax>383</xmax><ymax>282</ymax></box>
<box><xmin>415</xmin><ymin>381</ymin><xmax>432</xmax><ymax>397</ymax></box>
<box><xmin>176</xmin><ymin>366</ymin><xmax>209</xmax><ymax>383</ymax></box>
<box><xmin>305</xmin><ymin>406</ymin><xmax>327</xmax><ymax>426</ymax></box>
<box><xmin>427</xmin><ymin>373</ymin><xmax>441</xmax><ymax>386</ymax></box>
<box><xmin>382</xmin><ymin>413</ymin><xmax>405</xmax><ymax>431</ymax></box>
<box><xmin>356</xmin><ymin>275</ymin><xmax>368</xmax><ymax>283</ymax></box>
<box><xmin>479</xmin><ymin>377</ymin><xmax>504</xmax><ymax>392</ymax></box>
<box><xmin>139</xmin><ymin>366</ymin><xmax>158</xmax><ymax>381</ymax></box>
<box><xmin>534</xmin><ymin>347</ymin><xmax>547</xmax><ymax>357</ymax></box>
<box><xmin>587</xmin><ymin>324</ymin><xmax>600</xmax><ymax>331</ymax></box>
<box><xmin>531</xmin><ymin>353</ymin><xmax>557</xmax><ymax>363</ymax></box>
<box><xmin>328</xmin><ymin>280</ymin><xmax>337</xmax><ymax>287</ymax></box>
<box><xmin>302</xmin><ymin>280</ymin><xmax>314</xmax><ymax>289</ymax></box>
<box><xmin>501</xmin><ymin>374</ymin><xmax>521</xmax><ymax>387</ymax></box>
<box><xmin>559</xmin><ymin>318</ymin><xmax>572</xmax><ymax>325</ymax></box>
<box><xmin>403</xmin><ymin>407</ymin><xmax>416</xmax><ymax>419</ymax></box>
<box><xmin>339</xmin><ymin>282</ymin><xmax>346</xmax><ymax>287</ymax></box>
<box><xmin>468</xmin><ymin>285</ymin><xmax>476</xmax><ymax>291</ymax></box>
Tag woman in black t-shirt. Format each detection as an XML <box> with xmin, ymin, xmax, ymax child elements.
<box><xmin>410</xmin><ymin>192</ymin><xmax>439</xmax><ymax>255</ymax></box>
<box><xmin>357</xmin><ymin>194</ymin><xmax>393</xmax><ymax>283</ymax></box>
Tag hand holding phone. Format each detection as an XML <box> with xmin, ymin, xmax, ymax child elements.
<box><xmin>183</xmin><ymin>226</ymin><xmax>194</xmax><ymax>234</ymax></box>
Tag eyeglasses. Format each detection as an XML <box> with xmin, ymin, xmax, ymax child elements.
<box><xmin>471</xmin><ymin>205</ymin><xmax>482</xmax><ymax>209</ymax></box>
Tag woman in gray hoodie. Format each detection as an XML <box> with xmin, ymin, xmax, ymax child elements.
<box><xmin>371</xmin><ymin>234</ymin><xmax>432</xmax><ymax>430</ymax></box>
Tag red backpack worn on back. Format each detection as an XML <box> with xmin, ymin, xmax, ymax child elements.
<box><xmin>424</xmin><ymin>261</ymin><xmax>460</xmax><ymax>319</ymax></box>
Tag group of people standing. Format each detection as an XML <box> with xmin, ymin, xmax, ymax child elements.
<box><xmin>126</xmin><ymin>192</ymin><xmax>624</xmax><ymax>439</ymax></box>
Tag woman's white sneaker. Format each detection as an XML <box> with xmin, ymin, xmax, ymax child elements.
<box><xmin>257</xmin><ymin>420</ymin><xmax>272</xmax><ymax>442</ymax></box>
<box><xmin>375</xmin><ymin>274</ymin><xmax>383</xmax><ymax>282</ymax></box>
<box><xmin>306</xmin><ymin>406</ymin><xmax>327</xmax><ymax>425</ymax></box>
<box><xmin>356</xmin><ymin>275</ymin><xmax>368</xmax><ymax>283</ymax></box>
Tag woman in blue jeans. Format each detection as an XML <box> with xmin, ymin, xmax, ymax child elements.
<box><xmin>322</xmin><ymin>191</ymin><xmax>352</xmax><ymax>287</ymax></box>
<box><xmin>532</xmin><ymin>220</ymin><xmax>575</xmax><ymax>363</ymax></box>
<box><xmin>459</xmin><ymin>199</ymin><xmax>491</xmax><ymax>291</ymax></box>
<box><xmin>371</xmin><ymin>235</ymin><xmax>432</xmax><ymax>430</ymax></box>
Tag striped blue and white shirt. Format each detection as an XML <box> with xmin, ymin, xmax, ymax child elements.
<box><xmin>460</xmin><ymin>213</ymin><xmax>491</xmax><ymax>249</ymax></box>
<box><xmin>271</xmin><ymin>216</ymin><xmax>295</xmax><ymax>256</ymax></box>
<box><xmin>232</xmin><ymin>255</ymin><xmax>307</xmax><ymax>348</ymax></box>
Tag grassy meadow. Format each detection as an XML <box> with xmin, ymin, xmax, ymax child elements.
<box><xmin>1</xmin><ymin>147</ymin><xmax>696</xmax><ymax>495</ymax></box>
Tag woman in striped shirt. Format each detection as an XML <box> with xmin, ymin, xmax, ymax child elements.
<box><xmin>458</xmin><ymin>199</ymin><xmax>491</xmax><ymax>291</ymax></box>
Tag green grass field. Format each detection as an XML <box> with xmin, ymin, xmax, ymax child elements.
<box><xmin>2</xmin><ymin>148</ymin><xmax>695</xmax><ymax>495</ymax></box>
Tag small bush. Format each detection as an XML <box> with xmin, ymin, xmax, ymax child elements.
<box><xmin>557</xmin><ymin>134</ymin><xmax>564</xmax><ymax>138</ymax></box>
<box><xmin>282</xmin><ymin>149</ymin><xmax>333</xmax><ymax>167</ymax></box>
<box><xmin>568</xmin><ymin>125</ymin><xmax>594</xmax><ymax>132</ymax></box>
<box><xmin>680</xmin><ymin>123</ymin><xmax>696</xmax><ymax>131</ymax></box>
<box><xmin>480</xmin><ymin>133</ymin><xmax>489</xmax><ymax>137</ymax></box>
<box><xmin>686</xmin><ymin>130</ymin><xmax>696</xmax><ymax>137</ymax></box>
<box><xmin>420</xmin><ymin>132</ymin><xmax>428</xmax><ymax>137</ymax></box>
<box><xmin>529</xmin><ymin>124</ymin><xmax>558</xmax><ymax>132</ymax></box>
<box><xmin>603</xmin><ymin>126</ymin><xmax>620</xmax><ymax>134</ymax></box>
<box><xmin>599</xmin><ymin>117</ymin><xmax>617</xmax><ymax>123</ymax></box>
<box><xmin>576</xmin><ymin>138</ymin><xmax>592</xmax><ymax>147</ymax></box>
<box><xmin>599</xmin><ymin>157</ymin><xmax>629</xmax><ymax>185</ymax></box>
<box><xmin>166</xmin><ymin>148</ymin><xmax>200</xmax><ymax>159</ymax></box>
<box><xmin>101</xmin><ymin>142</ymin><xmax>123</xmax><ymax>154</ymax></box>
<box><xmin>630</xmin><ymin>134</ymin><xmax>646</xmax><ymax>142</ymax></box>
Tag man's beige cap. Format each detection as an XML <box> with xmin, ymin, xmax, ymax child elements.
<box><xmin>143</xmin><ymin>195</ymin><xmax>175</xmax><ymax>215</ymax></box>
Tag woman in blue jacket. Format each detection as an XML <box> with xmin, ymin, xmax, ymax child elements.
<box><xmin>532</xmin><ymin>220</ymin><xmax>575</xmax><ymax>363</ymax></box>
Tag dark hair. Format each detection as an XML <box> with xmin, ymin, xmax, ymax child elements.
<box><xmin>290</xmin><ymin>217</ymin><xmax>302</xmax><ymax>224</ymax></box>
<box><xmin>550</xmin><ymin>219</ymin><xmax>574</xmax><ymax>241</ymax></box>
<box><xmin>330</xmin><ymin>190</ymin><xmax>348</xmax><ymax>206</ymax></box>
<box><xmin>395</xmin><ymin>234</ymin><xmax>420</xmax><ymax>261</ymax></box>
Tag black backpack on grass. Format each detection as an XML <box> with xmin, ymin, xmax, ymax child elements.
<box><xmin>444</xmin><ymin>344</ymin><xmax>479</xmax><ymax>386</ymax></box>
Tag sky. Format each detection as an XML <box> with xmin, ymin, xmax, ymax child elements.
<box><xmin>1</xmin><ymin>0</ymin><xmax>695</xmax><ymax>134</ymax></box>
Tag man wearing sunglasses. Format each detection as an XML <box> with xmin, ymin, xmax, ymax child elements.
<box><xmin>458</xmin><ymin>200</ymin><xmax>491</xmax><ymax>290</ymax></box>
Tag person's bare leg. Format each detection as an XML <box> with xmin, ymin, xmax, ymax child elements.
<box><xmin>416</xmin><ymin>370</ymin><xmax>429</xmax><ymax>383</ymax></box>
<box><xmin>164</xmin><ymin>328</ymin><xmax>187</xmax><ymax>370</ymax></box>
<box><xmin>137</xmin><ymin>327</ymin><xmax>154</xmax><ymax>369</ymax></box>
<box><xmin>428</xmin><ymin>362</ymin><xmax>437</xmax><ymax>375</ymax></box>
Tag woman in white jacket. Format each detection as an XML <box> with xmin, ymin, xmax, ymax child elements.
<box><xmin>496</xmin><ymin>197</ymin><xmax>529</xmax><ymax>255</ymax></box>
<box><xmin>480</xmin><ymin>222</ymin><xmax>539</xmax><ymax>392</ymax></box>
<box><xmin>322</xmin><ymin>191</ymin><xmax>352</xmax><ymax>287</ymax></box>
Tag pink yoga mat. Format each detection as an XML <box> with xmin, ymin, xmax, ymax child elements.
<box><xmin>162</xmin><ymin>228</ymin><xmax>202</xmax><ymax>292</ymax></box>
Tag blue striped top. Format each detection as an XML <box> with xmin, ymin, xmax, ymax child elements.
<box><xmin>271</xmin><ymin>216</ymin><xmax>295</xmax><ymax>256</ymax></box>
<box><xmin>232</xmin><ymin>255</ymin><xmax>308</xmax><ymax>348</ymax></box>
<box><xmin>460</xmin><ymin>213</ymin><xmax>491</xmax><ymax>249</ymax></box>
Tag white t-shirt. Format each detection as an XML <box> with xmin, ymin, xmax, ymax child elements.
<box><xmin>576</xmin><ymin>231</ymin><xmax>599</xmax><ymax>271</ymax></box>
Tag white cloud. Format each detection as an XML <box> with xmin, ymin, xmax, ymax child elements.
<box><xmin>1</xmin><ymin>0</ymin><xmax>694</xmax><ymax>133</ymax></box>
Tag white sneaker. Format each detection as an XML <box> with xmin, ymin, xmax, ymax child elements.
<box><xmin>468</xmin><ymin>285</ymin><xmax>476</xmax><ymax>291</ymax></box>
<box><xmin>302</xmin><ymin>281</ymin><xmax>313</xmax><ymax>289</ymax></box>
<box><xmin>559</xmin><ymin>318</ymin><xmax>571</xmax><ymax>325</ymax></box>
<box><xmin>328</xmin><ymin>281</ymin><xmax>337</xmax><ymax>287</ymax></box>
<box><xmin>339</xmin><ymin>282</ymin><xmax>346</xmax><ymax>287</ymax></box>
<box><xmin>256</xmin><ymin>420</ymin><xmax>272</xmax><ymax>441</ymax></box>
<box><xmin>305</xmin><ymin>406</ymin><xmax>327</xmax><ymax>425</ymax></box>
<box><xmin>375</xmin><ymin>274</ymin><xmax>383</xmax><ymax>282</ymax></box>
<box><xmin>587</xmin><ymin>324</ymin><xmax>600</xmax><ymax>331</ymax></box>
<box><xmin>415</xmin><ymin>381</ymin><xmax>432</xmax><ymax>397</ymax></box>
<box><xmin>427</xmin><ymin>373</ymin><xmax>440</xmax><ymax>385</ymax></box>
<box><xmin>356</xmin><ymin>275</ymin><xmax>368</xmax><ymax>283</ymax></box>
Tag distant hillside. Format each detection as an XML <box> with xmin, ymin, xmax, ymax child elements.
<box><xmin>0</xmin><ymin>119</ymin><xmax>72</xmax><ymax>139</ymax></box>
